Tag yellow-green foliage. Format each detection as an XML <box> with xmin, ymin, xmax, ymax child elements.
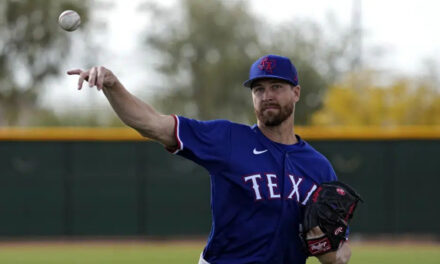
<box><xmin>312</xmin><ymin>72</ymin><xmax>440</xmax><ymax>126</ymax></box>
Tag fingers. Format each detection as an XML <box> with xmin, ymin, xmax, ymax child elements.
<box><xmin>69</xmin><ymin>66</ymin><xmax>106</xmax><ymax>91</ymax></box>
<box><xmin>67</xmin><ymin>69</ymin><xmax>83</xmax><ymax>75</ymax></box>
<box><xmin>78</xmin><ymin>70</ymin><xmax>90</xmax><ymax>90</ymax></box>
<box><xmin>97</xmin><ymin>66</ymin><xmax>105</xmax><ymax>91</ymax></box>
<box><xmin>89</xmin><ymin>67</ymin><xmax>97</xmax><ymax>88</ymax></box>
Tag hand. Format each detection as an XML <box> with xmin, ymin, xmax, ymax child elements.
<box><xmin>316</xmin><ymin>242</ymin><xmax>351</xmax><ymax>264</ymax></box>
<box><xmin>67</xmin><ymin>66</ymin><xmax>119</xmax><ymax>91</ymax></box>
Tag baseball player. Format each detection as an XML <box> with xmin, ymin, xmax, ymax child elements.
<box><xmin>68</xmin><ymin>55</ymin><xmax>352</xmax><ymax>264</ymax></box>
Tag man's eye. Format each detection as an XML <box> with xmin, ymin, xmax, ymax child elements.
<box><xmin>273</xmin><ymin>85</ymin><xmax>281</xmax><ymax>89</ymax></box>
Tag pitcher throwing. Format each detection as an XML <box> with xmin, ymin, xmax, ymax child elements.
<box><xmin>68</xmin><ymin>55</ymin><xmax>357</xmax><ymax>264</ymax></box>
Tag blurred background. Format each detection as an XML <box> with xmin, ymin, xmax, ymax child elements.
<box><xmin>0</xmin><ymin>0</ymin><xmax>439</xmax><ymax>263</ymax></box>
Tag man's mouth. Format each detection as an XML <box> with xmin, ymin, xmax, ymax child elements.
<box><xmin>262</xmin><ymin>105</ymin><xmax>280</xmax><ymax>111</ymax></box>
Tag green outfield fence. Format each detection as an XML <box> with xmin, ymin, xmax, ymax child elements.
<box><xmin>0</xmin><ymin>127</ymin><xmax>439</xmax><ymax>237</ymax></box>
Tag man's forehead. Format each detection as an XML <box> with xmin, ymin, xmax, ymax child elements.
<box><xmin>251</xmin><ymin>78</ymin><xmax>289</xmax><ymax>87</ymax></box>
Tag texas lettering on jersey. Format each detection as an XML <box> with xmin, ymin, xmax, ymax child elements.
<box><xmin>243</xmin><ymin>173</ymin><xmax>317</xmax><ymax>204</ymax></box>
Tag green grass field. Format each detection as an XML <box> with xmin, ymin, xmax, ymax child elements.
<box><xmin>0</xmin><ymin>241</ymin><xmax>438</xmax><ymax>264</ymax></box>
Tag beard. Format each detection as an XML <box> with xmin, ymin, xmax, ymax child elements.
<box><xmin>255</xmin><ymin>102</ymin><xmax>294</xmax><ymax>127</ymax></box>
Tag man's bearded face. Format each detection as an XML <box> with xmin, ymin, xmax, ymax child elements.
<box><xmin>255</xmin><ymin>100</ymin><xmax>294</xmax><ymax>126</ymax></box>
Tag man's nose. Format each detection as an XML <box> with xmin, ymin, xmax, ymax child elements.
<box><xmin>262</xmin><ymin>88</ymin><xmax>274</xmax><ymax>101</ymax></box>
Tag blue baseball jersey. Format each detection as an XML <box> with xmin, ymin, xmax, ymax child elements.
<box><xmin>169</xmin><ymin>115</ymin><xmax>337</xmax><ymax>264</ymax></box>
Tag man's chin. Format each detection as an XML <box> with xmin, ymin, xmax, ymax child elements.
<box><xmin>260</xmin><ymin>111</ymin><xmax>292</xmax><ymax>126</ymax></box>
<box><xmin>261</xmin><ymin>116</ymin><xmax>283</xmax><ymax>127</ymax></box>
<box><xmin>264</xmin><ymin>121</ymin><xmax>283</xmax><ymax>127</ymax></box>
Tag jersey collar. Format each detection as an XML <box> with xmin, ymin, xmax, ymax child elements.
<box><xmin>252</xmin><ymin>125</ymin><xmax>306</xmax><ymax>153</ymax></box>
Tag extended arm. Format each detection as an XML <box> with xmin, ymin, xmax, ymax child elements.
<box><xmin>67</xmin><ymin>66</ymin><xmax>177</xmax><ymax>148</ymax></box>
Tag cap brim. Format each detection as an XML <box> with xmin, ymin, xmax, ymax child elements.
<box><xmin>243</xmin><ymin>75</ymin><xmax>296</xmax><ymax>88</ymax></box>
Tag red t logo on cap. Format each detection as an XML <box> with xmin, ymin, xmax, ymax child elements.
<box><xmin>258</xmin><ymin>57</ymin><xmax>277</xmax><ymax>73</ymax></box>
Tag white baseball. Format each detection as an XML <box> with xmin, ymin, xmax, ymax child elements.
<box><xmin>58</xmin><ymin>10</ymin><xmax>81</xmax><ymax>32</ymax></box>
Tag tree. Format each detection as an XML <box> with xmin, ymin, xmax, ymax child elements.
<box><xmin>0</xmin><ymin>0</ymin><xmax>90</xmax><ymax>126</ymax></box>
<box><xmin>311</xmin><ymin>71</ymin><xmax>440</xmax><ymax>126</ymax></box>
<box><xmin>264</xmin><ymin>17</ymin><xmax>353</xmax><ymax>124</ymax></box>
<box><xmin>144</xmin><ymin>0</ymin><xmax>353</xmax><ymax>125</ymax></box>
<box><xmin>144</xmin><ymin>0</ymin><xmax>259</xmax><ymax>123</ymax></box>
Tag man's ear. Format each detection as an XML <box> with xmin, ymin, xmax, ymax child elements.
<box><xmin>293</xmin><ymin>85</ymin><xmax>301</xmax><ymax>102</ymax></box>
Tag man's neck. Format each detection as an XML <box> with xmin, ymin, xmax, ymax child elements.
<box><xmin>257</xmin><ymin>118</ymin><xmax>297</xmax><ymax>145</ymax></box>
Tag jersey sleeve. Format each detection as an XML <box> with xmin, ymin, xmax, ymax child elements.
<box><xmin>325</xmin><ymin>162</ymin><xmax>338</xmax><ymax>182</ymax></box>
<box><xmin>167</xmin><ymin>115</ymin><xmax>232</xmax><ymax>171</ymax></box>
<box><xmin>312</xmin><ymin>155</ymin><xmax>337</xmax><ymax>184</ymax></box>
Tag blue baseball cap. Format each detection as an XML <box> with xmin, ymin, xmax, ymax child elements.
<box><xmin>243</xmin><ymin>54</ymin><xmax>299</xmax><ymax>88</ymax></box>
